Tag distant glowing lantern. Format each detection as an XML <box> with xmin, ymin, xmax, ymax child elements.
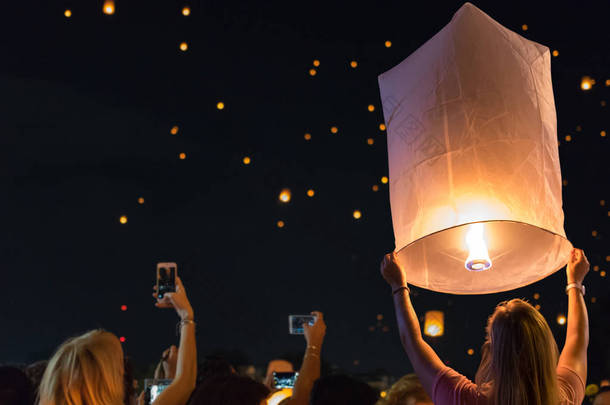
<box><xmin>385</xmin><ymin>40</ymin><xmax>392</xmax><ymax>48</ymax></box>
<box><xmin>380</xmin><ymin>176</ymin><xmax>388</xmax><ymax>184</ymax></box>
<box><xmin>182</xmin><ymin>6</ymin><xmax>191</xmax><ymax>16</ymax></box>
<box><xmin>119</xmin><ymin>336</ymin><xmax>126</xmax><ymax>342</ymax></box>
<box><xmin>372</xmin><ymin>185</ymin><xmax>379</xmax><ymax>192</ymax></box>
<box><xmin>121</xmin><ymin>305</ymin><xmax>127</xmax><ymax>311</ymax></box>
<box><xmin>601</xmin><ymin>200</ymin><xmax>606</xmax><ymax>206</ymax></box>
<box><xmin>601</xmin><ymin>271</ymin><xmax>607</xmax><ymax>277</ymax></box>
<box><xmin>277</xmin><ymin>220</ymin><xmax>285</xmax><ymax>228</ymax></box>
<box><xmin>367</xmin><ymin>138</ymin><xmax>374</xmax><ymax>145</ymax></box>
<box><xmin>243</xmin><ymin>156</ymin><xmax>251</xmax><ymax>165</ymax></box>
<box><xmin>521</xmin><ymin>24</ymin><xmax>528</xmax><ymax>31</ymax></box>
<box><xmin>217</xmin><ymin>101</ymin><xmax>224</xmax><ymax>110</ymax></box>
<box><xmin>368</xmin><ymin>104</ymin><xmax>375</xmax><ymax>112</ymax></box>
<box><xmin>591</xmin><ymin>297</ymin><xmax>597</xmax><ymax>303</ymax></box>
<box><xmin>180</xmin><ymin>42</ymin><xmax>188</xmax><ymax>51</ymax></box>
<box><xmin>380</xmin><ymin>391</ymin><xmax>387</xmax><ymax>398</ymax></box>
<box><xmin>330</xmin><ymin>126</ymin><xmax>338</xmax><ymax>134</ymax></box>
<box><xmin>307</xmin><ymin>189</ymin><xmax>315</xmax><ymax>197</ymax></box>
<box><xmin>601</xmin><ymin>130</ymin><xmax>606</xmax><ymax>137</ymax></box>
<box><xmin>138</xmin><ymin>197</ymin><xmax>145</xmax><ymax>204</ymax></box>
<box><xmin>606</xmin><ymin>79</ymin><xmax>610</xmax><ymax>86</ymax></box>
<box><xmin>467</xmin><ymin>348</ymin><xmax>474</xmax><ymax>355</ymax></box>
<box><xmin>592</xmin><ymin>230</ymin><xmax>597</xmax><ymax>237</ymax></box>
<box><xmin>103</xmin><ymin>0</ymin><xmax>115</xmax><ymax>15</ymax></box>
<box><xmin>179</xmin><ymin>152</ymin><xmax>186</xmax><ymax>160</ymax></box>
<box><xmin>379</xmin><ymin>123</ymin><xmax>386</xmax><ymax>131</ymax></box>
<box><xmin>304</xmin><ymin>133</ymin><xmax>312</xmax><ymax>141</ymax></box>
<box><xmin>593</xmin><ymin>265</ymin><xmax>599</xmax><ymax>271</ymax></box>
<box><xmin>119</xmin><ymin>215</ymin><xmax>128</xmax><ymax>224</ymax></box>
<box><xmin>279</xmin><ymin>189</ymin><xmax>291</xmax><ymax>203</ymax></box>
<box><xmin>552</xmin><ymin>50</ymin><xmax>559</xmax><ymax>57</ymax></box>
<box><xmin>565</xmin><ymin>135</ymin><xmax>572</xmax><ymax>142</ymax></box>
<box><xmin>556</xmin><ymin>314</ymin><xmax>566</xmax><ymax>325</ymax></box>
<box><xmin>533</xmin><ymin>292</ymin><xmax>540</xmax><ymax>300</ymax></box>
<box><xmin>350</xmin><ymin>60</ymin><xmax>358</xmax><ymax>68</ymax></box>
<box><xmin>535</xmin><ymin>304</ymin><xmax>541</xmax><ymax>310</ymax></box>
<box><xmin>376</xmin><ymin>314</ymin><xmax>383</xmax><ymax>320</ymax></box>
<box><xmin>581</xmin><ymin>76</ymin><xmax>593</xmax><ymax>90</ymax></box>
<box><xmin>424</xmin><ymin>310</ymin><xmax>444</xmax><ymax>337</ymax></box>
<box><xmin>170</xmin><ymin>126</ymin><xmax>179</xmax><ymax>135</ymax></box>
<box><xmin>313</xmin><ymin>59</ymin><xmax>320</xmax><ymax>67</ymax></box>
<box><xmin>353</xmin><ymin>210</ymin><xmax>362</xmax><ymax>219</ymax></box>
<box><xmin>378</xmin><ymin>3</ymin><xmax>572</xmax><ymax>294</ymax></box>
<box><xmin>268</xmin><ymin>389</ymin><xmax>293</xmax><ymax>405</ymax></box>
<box><xmin>309</xmin><ymin>68</ymin><xmax>317</xmax><ymax>76</ymax></box>
<box><xmin>64</xmin><ymin>9</ymin><xmax>72</xmax><ymax>18</ymax></box>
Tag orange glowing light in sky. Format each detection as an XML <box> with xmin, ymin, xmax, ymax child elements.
<box><xmin>180</xmin><ymin>42</ymin><xmax>188</xmax><ymax>51</ymax></box>
<box><xmin>64</xmin><ymin>9</ymin><xmax>72</xmax><ymax>17</ymax></box>
<box><xmin>103</xmin><ymin>1</ymin><xmax>115</xmax><ymax>15</ymax></box>
<box><xmin>279</xmin><ymin>189</ymin><xmax>291</xmax><ymax>203</ymax></box>
<box><xmin>182</xmin><ymin>7</ymin><xmax>191</xmax><ymax>16</ymax></box>
<box><xmin>119</xmin><ymin>215</ymin><xmax>127</xmax><ymax>224</ymax></box>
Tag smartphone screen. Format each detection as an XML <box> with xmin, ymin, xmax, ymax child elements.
<box><xmin>288</xmin><ymin>315</ymin><xmax>317</xmax><ymax>335</ymax></box>
<box><xmin>144</xmin><ymin>379</ymin><xmax>172</xmax><ymax>404</ymax></box>
<box><xmin>156</xmin><ymin>263</ymin><xmax>177</xmax><ymax>299</ymax></box>
<box><xmin>273</xmin><ymin>371</ymin><xmax>299</xmax><ymax>389</ymax></box>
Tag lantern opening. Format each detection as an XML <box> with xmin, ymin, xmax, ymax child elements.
<box><xmin>465</xmin><ymin>223</ymin><xmax>492</xmax><ymax>271</ymax></box>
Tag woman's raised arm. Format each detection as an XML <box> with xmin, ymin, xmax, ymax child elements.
<box><xmin>558</xmin><ymin>248</ymin><xmax>589</xmax><ymax>384</ymax></box>
<box><xmin>381</xmin><ymin>252</ymin><xmax>445</xmax><ymax>396</ymax></box>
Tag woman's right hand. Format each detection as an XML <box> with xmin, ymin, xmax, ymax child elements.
<box><xmin>153</xmin><ymin>276</ymin><xmax>194</xmax><ymax>321</ymax></box>
<box><xmin>566</xmin><ymin>248</ymin><xmax>589</xmax><ymax>285</ymax></box>
<box><xmin>303</xmin><ymin>311</ymin><xmax>326</xmax><ymax>348</ymax></box>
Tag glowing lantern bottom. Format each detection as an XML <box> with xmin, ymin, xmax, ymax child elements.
<box><xmin>267</xmin><ymin>388</ymin><xmax>292</xmax><ymax>405</ymax></box>
<box><xmin>424</xmin><ymin>311</ymin><xmax>444</xmax><ymax>337</ymax></box>
<box><xmin>396</xmin><ymin>221</ymin><xmax>572</xmax><ymax>294</ymax></box>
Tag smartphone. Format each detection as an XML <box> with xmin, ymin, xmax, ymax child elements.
<box><xmin>156</xmin><ymin>262</ymin><xmax>177</xmax><ymax>299</ymax></box>
<box><xmin>144</xmin><ymin>379</ymin><xmax>172</xmax><ymax>404</ymax></box>
<box><xmin>288</xmin><ymin>315</ymin><xmax>317</xmax><ymax>335</ymax></box>
<box><xmin>273</xmin><ymin>371</ymin><xmax>299</xmax><ymax>389</ymax></box>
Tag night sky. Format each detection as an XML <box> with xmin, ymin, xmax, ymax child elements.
<box><xmin>2</xmin><ymin>0</ymin><xmax>609</xmax><ymax>382</ymax></box>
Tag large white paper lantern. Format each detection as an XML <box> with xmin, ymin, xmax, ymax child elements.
<box><xmin>378</xmin><ymin>2</ymin><xmax>572</xmax><ymax>294</ymax></box>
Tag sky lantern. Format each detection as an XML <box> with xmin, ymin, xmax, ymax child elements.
<box><xmin>423</xmin><ymin>310</ymin><xmax>444</xmax><ymax>337</ymax></box>
<box><xmin>313</xmin><ymin>59</ymin><xmax>320</xmax><ymax>67</ymax></box>
<box><xmin>216</xmin><ymin>101</ymin><xmax>225</xmax><ymax>110</ymax></box>
<box><xmin>350</xmin><ymin>60</ymin><xmax>358</xmax><ymax>68</ymax></box>
<box><xmin>309</xmin><ymin>68</ymin><xmax>317</xmax><ymax>76</ymax></box>
<box><xmin>180</xmin><ymin>42</ymin><xmax>188</xmax><ymax>51</ymax></box>
<box><xmin>378</xmin><ymin>3</ymin><xmax>572</xmax><ymax>294</ymax></box>
<box><xmin>179</xmin><ymin>152</ymin><xmax>186</xmax><ymax>160</ymax></box>
<box><xmin>304</xmin><ymin>133</ymin><xmax>312</xmax><ymax>141</ymax></box>
<box><xmin>119</xmin><ymin>215</ymin><xmax>127</xmax><ymax>224</ymax></box>
<box><xmin>182</xmin><ymin>6</ymin><xmax>191</xmax><ymax>16</ymax></box>
<box><xmin>353</xmin><ymin>210</ymin><xmax>362</xmax><ymax>219</ymax></box>
<box><xmin>307</xmin><ymin>189</ymin><xmax>315</xmax><ymax>197</ymax></box>
<box><xmin>137</xmin><ymin>197</ymin><xmax>145</xmax><ymax>204</ymax></box>
<box><xmin>385</xmin><ymin>40</ymin><xmax>392</xmax><ymax>48</ymax></box>
<box><xmin>279</xmin><ymin>189</ymin><xmax>291</xmax><ymax>203</ymax></box>
<box><xmin>64</xmin><ymin>9</ymin><xmax>72</xmax><ymax>18</ymax></box>
<box><xmin>242</xmin><ymin>156</ymin><xmax>251</xmax><ymax>165</ymax></box>
<box><xmin>103</xmin><ymin>1</ymin><xmax>115</xmax><ymax>15</ymax></box>
<box><xmin>267</xmin><ymin>389</ymin><xmax>293</xmax><ymax>405</ymax></box>
<box><xmin>330</xmin><ymin>126</ymin><xmax>338</xmax><ymax>134</ymax></box>
<box><xmin>170</xmin><ymin>125</ymin><xmax>179</xmax><ymax>135</ymax></box>
<box><xmin>581</xmin><ymin>76</ymin><xmax>593</xmax><ymax>90</ymax></box>
<box><xmin>556</xmin><ymin>314</ymin><xmax>566</xmax><ymax>325</ymax></box>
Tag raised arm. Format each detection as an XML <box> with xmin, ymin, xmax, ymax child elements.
<box><xmin>558</xmin><ymin>248</ymin><xmax>589</xmax><ymax>383</ymax></box>
<box><xmin>283</xmin><ymin>311</ymin><xmax>326</xmax><ymax>405</ymax></box>
<box><xmin>381</xmin><ymin>252</ymin><xmax>445</xmax><ymax>396</ymax></box>
<box><xmin>152</xmin><ymin>277</ymin><xmax>197</xmax><ymax>405</ymax></box>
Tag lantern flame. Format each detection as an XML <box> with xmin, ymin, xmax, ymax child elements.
<box><xmin>465</xmin><ymin>223</ymin><xmax>492</xmax><ymax>271</ymax></box>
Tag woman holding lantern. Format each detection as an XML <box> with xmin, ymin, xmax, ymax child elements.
<box><xmin>380</xmin><ymin>248</ymin><xmax>589</xmax><ymax>405</ymax></box>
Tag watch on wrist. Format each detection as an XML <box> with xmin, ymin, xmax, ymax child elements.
<box><xmin>565</xmin><ymin>283</ymin><xmax>585</xmax><ymax>296</ymax></box>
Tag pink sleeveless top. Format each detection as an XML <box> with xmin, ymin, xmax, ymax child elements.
<box><xmin>432</xmin><ymin>365</ymin><xmax>585</xmax><ymax>405</ymax></box>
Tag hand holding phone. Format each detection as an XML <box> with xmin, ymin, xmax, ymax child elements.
<box><xmin>288</xmin><ymin>315</ymin><xmax>317</xmax><ymax>335</ymax></box>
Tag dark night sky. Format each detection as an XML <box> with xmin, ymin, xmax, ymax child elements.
<box><xmin>1</xmin><ymin>0</ymin><xmax>609</xmax><ymax>381</ymax></box>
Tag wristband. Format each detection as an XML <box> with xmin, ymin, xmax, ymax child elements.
<box><xmin>176</xmin><ymin>319</ymin><xmax>196</xmax><ymax>336</ymax></box>
<box><xmin>305</xmin><ymin>352</ymin><xmax>320</xmax><ymax>359</ymax></box>
<box><xmin>392</xmin><ymin>285</ymin><xmax>410</xmax><ymax>296</ymax></box>
<box><xmin>565</xmin><ymin>283</ymin><xmax>585</xmax><ymax>296</ymax></box>
<box><xmin>307</xmin><ymin>345</ymin><xmax>319</xmax><ymax>352</ymax></box>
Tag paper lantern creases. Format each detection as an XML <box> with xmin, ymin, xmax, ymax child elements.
<box><xmin>378</xmin><ymin>2</ymin><xmax>572</xmax><ymax>294</ymax></box>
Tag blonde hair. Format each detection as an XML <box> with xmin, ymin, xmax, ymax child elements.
<box><xmin>38</xmin><ymin>330</ymin><xmax>124</xmax><ymax>405</ymax></box>
<box><xmin>377</xmin><ymin>373</ymin><xmax>432</xmax><ymax>405</ymax></box>
<box><xmin>475</xmin><ymin>299</ymin><xmax>562</xmax><ymax>405</ymax></box>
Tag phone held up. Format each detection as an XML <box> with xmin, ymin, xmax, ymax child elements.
<box><xmin>144</xmin><ymin>379</ymin><xmax>172</xmax><ymax>405</ymax></box>
<box><xmin>288</xmin><ymin>314</ymin><xmax>317</xmax><ymax>335</ymax></box>
<box><xmin>273</xmin><ymin>371</ymin><xmax>299</xmax><ymax>389</ymax></box>
<box><xmin>156</xmin><ymin>262</ymin><xmax>177</xmax><ymax>300</ymax></box>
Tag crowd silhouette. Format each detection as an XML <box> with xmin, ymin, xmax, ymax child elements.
<box><xmin>1</xmin><ymin>248</ymin><xmax>606</xmax><ymax>405</ymax></box>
